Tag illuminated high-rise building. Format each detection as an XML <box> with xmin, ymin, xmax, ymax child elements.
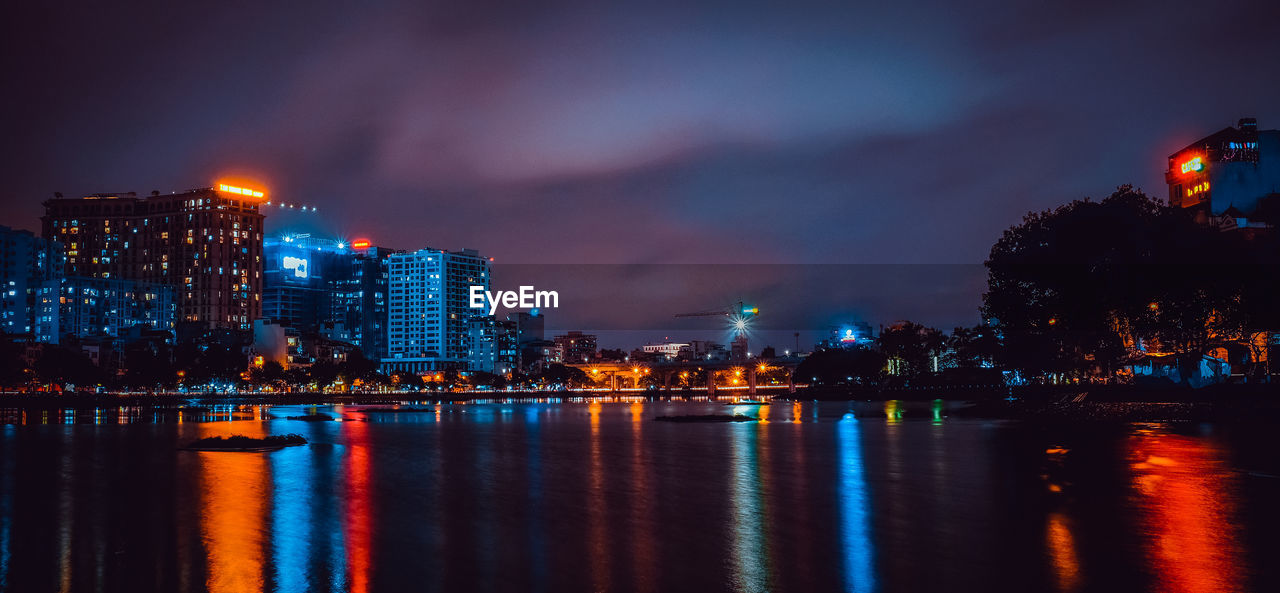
<box><xmin>263</xmin><ymin>234</ymin><xmax>402</xmax><ymax>360</ymax></box>
<box><xmin>41</xmin><ymin>184</ymin><xmax>266</xmax><ymax>332</ymax></box>
<box><xmin>382</xmin><ymin>248</ymin><xmax>489</xmax><ymax>373</ymax></box>
<box><xmin>263</xmin><ymin>234</ymin><xmax>351</xmax><ymax>332</ymax></box>
<box><xmin>332</xmin><ymin>243</ymin><xmax>402</xmax><ymax>360</ymax></box>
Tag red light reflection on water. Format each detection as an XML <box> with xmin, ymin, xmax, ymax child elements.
<box><xmin>345</xmin><ymin>419</ymin><xmax>374</xmax><ymax>593</ymax></box>
<box><xmin>1128</xmin><ymin>429</ymin><xmax>1244</xmax><ymax>593</ymax></box>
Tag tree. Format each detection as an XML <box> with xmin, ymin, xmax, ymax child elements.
<box><xmin>122</xmin><ymin>341</ymin><xmax>176</xmax><ymax>389</ymax></box>
<box><xmin>179</xmin><ymin>345</ymin><xmax>246</xmax><ymax>387</ymax></box>
<box><xmin>0</xmin><ymin>339</ymin><xmax>28</xmax><ymax>389</ymax></box>
<box><xmin>308</xmin><ymin>361</ymin><xmax>340</xmax><ymax>390</ymax></box>
<box><xmin>338</xmin><ymin>350</ymin><xmax>380</xmax><ymax>384</ymax></box>
<box><xmin>794</xmin><ymin>347</ymin><xmax>887</xmax><ymax>386</ymax></box>
<box><xmin>391</xmin><ymin>370</ymin><xmax>424</xmax><ymax>390</ymax></box>
<box><xmin>34</xmin><ymin>346</ymin><xmax>103</xmax><ymax>390</ymax></box>
<box><xmin>537</xmin><ymin>364</ymin><xmax>590</xmax><ymax>389</ymax></box>
<box><xmin>247</xmin><ymin>361</ymin><xmax>286</xmax><ymax>389</ymax></box>
<box><xmin>469</xmin><ymin>371</ymin><xmax>506</xmax><ymax>389</ymax></box>
<box><xmin>507</xmin><ymin>371</ymin><xmax>533</xmax><ymax>390</ymax></box>
<box><xmin>878</xmin><ymin>322</ymin><xmax>946</xmax><ymax>377</ymax></box>
<box><xmin>445</xmin><ymin>368</ymin><xmax>461</xmax><ymax>389</ymax></box>
<box><xmin>360</xmin><ymin>370</ymin><xmax>391</xmax><ymax>391</ymax></box>
<box><xmin>983</xmin><ymin>185</ymin><xmax>1246</xmax><ymax>382</ymax></box>
<box><xmin>285</xmin><ymin>366</ymin><xmax>312</xmax><ymax>390</ymax></box>
<box><xmin>945</xmin><ymin>325</ymin><xmax>1001</xmax><ymax>370</ymax></box>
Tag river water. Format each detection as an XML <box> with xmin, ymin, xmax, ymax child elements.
<box><xmin>1</xmin><ymin>400</ymin><xmax>1278</xmax><ymax>593</ymax></box>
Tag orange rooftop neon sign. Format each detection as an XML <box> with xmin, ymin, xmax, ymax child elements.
<box><xmin>217</xmin><ymin>183</ymin><xmax>265</xmax><ymax>198</ymax></box>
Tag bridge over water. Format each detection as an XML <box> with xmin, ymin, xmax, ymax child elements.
<box><xmin>565</xmin><ymin>356</ymin><xmax>804</xmax><ymax>396</ymax></box>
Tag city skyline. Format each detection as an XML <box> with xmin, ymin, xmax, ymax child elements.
<box><xmin>7</xmin><ymin>3</ymin><xmax>1280</xmax><ymax>592</ymax></box>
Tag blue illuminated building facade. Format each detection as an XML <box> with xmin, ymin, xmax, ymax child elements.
<box><xmin>263</xmin><ymin>234</ymin><xmax>352</xmax><ymax>333</ymax></box>
<box><xmin>263</xmin><ymin>234</ymin><xmax>403</xmax><ymax>361</ymax></box>
<box><xmin>328</xmin><ymin>245</ymin><xmax>401</xmax><ymax>360</ymax></box>
<box><xmin>382</xmin><ymin>248</ymin><xmax>490</xmax><ymax>374</ymax></box>
<box><xmin>33</xmin><ymin>276</ymin><xmax>174</xmax><ymax>344</ymax></box>
<box><xmin>4</xmin><ymin>224</ymin><xmax>175</xmax><ymax>346</ymax></box>
<box><xmin>466</xmin><ymin>315</ymin><xmax>517</xmax><ymax>374</ymax></box>
<box><xmin>0</xmin><ymin>225</ymin><xmax>60</xmax><ymax>336</ymax></box>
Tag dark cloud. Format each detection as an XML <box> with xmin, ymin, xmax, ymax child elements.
<box><xmin>3</xmin><ymin>0</ymin><xmax>1279</xmax><ymax>338</ymax></box>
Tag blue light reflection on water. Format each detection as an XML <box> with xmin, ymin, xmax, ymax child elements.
<box><xmin>0</xmin><ymin>426</ymin><xmax>11</xmax><ymax>591</ymax></box>
<box><xmin>838</xmin><ymin>412</ymin><xmax>876</xmax><ymax>593</ymax></box>
<box><xmin>271</xmin><ymin>432</ymin><xmax>312</xmax><ymax>593</ymax></box>
<box><xmin>525</xmin><ymin>405</ymin><xmax>548</xmax><ymax>593</ymax></box>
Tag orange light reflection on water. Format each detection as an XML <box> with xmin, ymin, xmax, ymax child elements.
<box><xmin>630</xmin><ymin>402</ymin><xmax>657</xmax><ymax>593</ymax></box>
<box><xmin>1045</xmin><ymin>511</ymin><xmax>1080</xmax><ymax>593</ymax></box>
<box><xmin>197</xmin><ymin>422</ymin><xmax>268</xmax><ymax>593</ymax></box>
<box><xmin>1128</xmin><ymin>430</ymin><xmax>1244</xmax><ymax>593</ymax></box>
<box><xmin>587</xmin><ymin>402</ymin><xmax>610</xmax><ymax>591</ymax></box>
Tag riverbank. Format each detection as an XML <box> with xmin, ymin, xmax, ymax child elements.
<box><xmin>794</xmin><ymin>382</ymin><xmax>1280</xmax><ymax>402</ymax></box>
<box><xmin>3</xmin><ymin>384</ymin><xmax>1280</xmax><ymax>425</ymax></box>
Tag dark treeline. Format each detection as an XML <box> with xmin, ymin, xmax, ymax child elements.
<box><xmin>799</xmin><ymin>186</ymin><xmax>1280</xmax><ymax>389</ymax></box>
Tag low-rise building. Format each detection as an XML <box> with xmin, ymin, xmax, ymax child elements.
<box><xmin>551</xmin><ymin>330</ymin><xmax>597</xmax><ymax>364</ymax></box>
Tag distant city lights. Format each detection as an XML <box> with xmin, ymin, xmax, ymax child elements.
<box><xmin>264</xmin><ymin>201</ymin><xmax>318</xmax><ymax>211</ymax></box>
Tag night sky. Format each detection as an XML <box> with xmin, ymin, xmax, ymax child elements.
<box><xmin>4</xmin><ymin>0</ymin><xmax>1279</xmax><ymax>346</ymax></box>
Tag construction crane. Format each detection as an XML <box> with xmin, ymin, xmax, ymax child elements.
<box><xmin>674</xmin><ymin>301</ymin><xmax>759</xmax><ymax>360</ymax></box>
<box><xmin>674</xmin><ymin>301</ymin><xmax>758</xmax><ymax>321</ymax></box>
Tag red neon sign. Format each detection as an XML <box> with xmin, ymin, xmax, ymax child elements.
<box><xmin>351</xmin><ymin>240</ymin><xmax>371</xmax><ymax>249</ymax></box>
